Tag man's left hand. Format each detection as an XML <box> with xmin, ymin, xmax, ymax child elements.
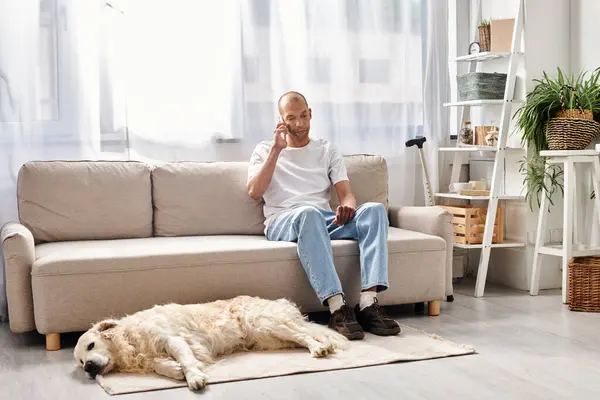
<box><xmin>334</xmin><ymin>205</ymin><xmax>355</xmax><ymax>226</ymax></box>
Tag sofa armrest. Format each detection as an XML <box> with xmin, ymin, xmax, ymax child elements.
<box><xmin>389</xmin><ymin>206</ymin><xmax>454</xmax><ymax>297</ymax></box>
<box><xmin>1</xmin><ymin>222</ymin><xmax>36</xmax><ymax>332</ymax></box>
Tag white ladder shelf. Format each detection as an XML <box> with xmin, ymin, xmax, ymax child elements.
<box><xmin>439</xmin><ymin>0</ymin><xmax>526</xmax><ymax>298</ymax></box>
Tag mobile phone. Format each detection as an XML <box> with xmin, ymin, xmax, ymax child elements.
<box><xmin>278</xmin><ymin>117</ymin><xmax>293</xmax><ymax>136</ymax></box>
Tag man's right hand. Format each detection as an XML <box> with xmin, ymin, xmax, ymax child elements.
<box><xmin>273</xmin><ymin>122</ymin><xmax>288</xmax><ymax>150</ymax></box>
<box><xmin>247</xmin><ymin>122</ymin><xmax>288</xmax><ymax>200</ymax></box>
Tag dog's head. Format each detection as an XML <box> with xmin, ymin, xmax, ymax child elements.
<box><xmin>74</xmin><ymin>319</ymin><xmax>118</xmax><ymax>378</ymax></box>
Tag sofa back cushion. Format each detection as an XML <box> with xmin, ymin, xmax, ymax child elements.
<box><xmin>330</xmin><ymin>154</ymin><xmax>388</xmax><ymax>211</ymax></box>
<box><xmin>18</xmin><ymin>161</ymin><xmax>153</xmax><ymax>243</ymax></box>
<box><xmin>152</xmin><ymin>162</ymin><xmax>265</xmax><ymax>236</ymax></box>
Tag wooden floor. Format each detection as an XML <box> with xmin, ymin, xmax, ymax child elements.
<box><xmin>1</xmin><ymin>281</ymin><xmax>600</xmax><ymax>400</ymax></box>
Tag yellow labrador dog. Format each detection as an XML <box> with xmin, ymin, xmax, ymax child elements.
<box><xmin>74</xmin><ymin>296</ymin><xmax>347</xmax><ymax>391</ymax></box>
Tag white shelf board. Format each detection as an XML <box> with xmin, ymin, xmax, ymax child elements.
<box><xmin>454</xmin><ymin>240</ymin><xmax>525</xmax><ymax>250</ymax></box>
<box><xmin>452</xmin><ymin>52</ymin><xmax>512</xmax><ymax>62</ymax></box>
<box><xmin>538</xmin><ymin>244</ymin><xmax>600</xmax><ymax>258</ymax></box>
<box><xmin>438</xmin><ymin>146</ymin><xmax>525</xmax><ymax>152</ymax></box>
<box><xmin>443</xmin><ymin>100</ymin><xmax>505</xmax><ymax>107</ymax></box>
<box><xmin>540</xmin><ymin>150</ymin><xmax>599</xmax><ymax>157</ymax></box>
<box><xmin>439</xmin><ymin>146</ymin><xmax>497</xmax><ymax>152</ymax></box>
<box><xmin>435</xmin><ymin>193</ymin><xmax>524</xmax><ymax>201</ymax></box>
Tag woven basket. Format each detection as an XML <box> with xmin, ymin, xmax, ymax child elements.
<box><xmin>568</xmin><ymin>257</ymin><xmax>600</xmax><ymax>312</ymax></box>
<box><xmin>546</xmin><ymin>85</ymin><xmax>600</xmax><ymax>150</ymax></box>
<box><xmin>546</xmin><ymin>118</ymin><xmax>600</xmax><ymax>150</ymax></box>
<box><xmin>555</xmin><ymin>109</ymin><xmax>594</xmax><ymax>120</ymax></box>
<box><xmin>478</xmin><ymin>25</ymin><xmax>491</xmax><ymax>52</ymax></box>
<box><xmin>457</xmin><ymin>73</ymin><xmax>507</xmax><ymax>101</ymax></box>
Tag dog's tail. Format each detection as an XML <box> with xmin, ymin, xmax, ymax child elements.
<box><xmin>303</xmin><ymin>322</ymin><xmax>349</xmax><ymax>350</ymax></box>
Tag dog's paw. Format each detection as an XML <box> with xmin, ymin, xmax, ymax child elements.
<box><xmin>169</xmin><ymin>365</ymin><xmax>185</xmax><ymax>381</ymax></box>
<box><xmin>309</xmin><ymin>343</ymin><xmax>335</xmax><ymax>358</ymax></box>
<box><xmin>153</xmin><ymin>358</ymin><xmax>185</xmax><ymax>381</ymax></box>
<box><xmin>186</xmin><ymin>370</ymin><xmax>209</xmax><ymax>391</ymax></box>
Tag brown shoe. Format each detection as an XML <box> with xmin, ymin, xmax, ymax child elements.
<box><xmin>355</xmin><ymin>299</ymin><xmax>401</xmax><ymax>336</ymax></box>
<box><xmin>328</xmin><ymin>305</ymin><xmax>365</xmax><ymax>340</ymax></box>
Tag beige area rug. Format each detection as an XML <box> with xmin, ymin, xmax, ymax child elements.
<box><xmin>97</xmin><ymin>325</ymin><xmax>475</xmax><ymax>395</ymax></box>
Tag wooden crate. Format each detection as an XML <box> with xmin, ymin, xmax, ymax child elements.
<box><xmin>440</xmin><ymin>205</ymin><xmax>504</xmax><ymax>245</ymax></box>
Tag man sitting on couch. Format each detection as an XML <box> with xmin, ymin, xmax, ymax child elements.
<box><xmin>246</xmin><ymin>91</ymin><xmax>400</xmax><ymax>340</ymax></box>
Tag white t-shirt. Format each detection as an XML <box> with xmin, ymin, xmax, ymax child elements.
<box><xmin>248</xmin><ymin>138</ymin><xmax>349</xmax><ymax>231</ymax></box>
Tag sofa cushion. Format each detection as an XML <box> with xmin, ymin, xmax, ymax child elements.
<box><xmin>33</xmin><ymin>227</ymin><xmax>445</xmax><ymax>276</ymax></box>
<box><xmin>152</xmin><ymin>162</ymin><xmax>265</xmax><ymax>236</ymax></box>
<box><xmin>18</xmin><ymin>161</ymin><xmax>153</xmax><ymax>243</ymax></box>
<box><xmin>330</xmin><ymin>155</ymin><xmax>388</xmax><ymax>211</ymax></box>
<box><xmin>31</xmin><ymin>227</ymin><xmax>447</xmax><ymax>332</ymax></box>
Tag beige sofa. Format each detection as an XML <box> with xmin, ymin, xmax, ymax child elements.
<box><xmin>1</xmin><ymin>156</ymin><xmax>453</xmax><ymax>350</ymax></box>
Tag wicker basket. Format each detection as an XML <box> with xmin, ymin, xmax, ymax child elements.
<box><xmin>568</xmin><ymin>257</ymin><xmax>600</xmax><ymax>312</ymax></box>
<box><xmin>555</xmin><ymin>109</ymin><xmax>594</xmax><ymax>120</ymax></box>
<box><xmin>478</xmin><ymin>25</ymin><xmax>491</xmax><ymax>52</ymax></box>
<box><xmin>546</xmin><ymin>118</ymin><xmax>600</xmax><ymax>150</ymax></box>
<box><xmin>457</xmin><ymin>73</ymin><xmax>507</xmax><ymax>101</ymax></box>
<box><xmin>546</xmin><ymin>85</ymin><xmax>600</xmax><ymax>150</ymax></box>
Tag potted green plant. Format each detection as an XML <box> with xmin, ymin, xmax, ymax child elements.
<box><xmin>514</xmin><ymin>67</ymin><xmax>600</xmax><ymax>210</ymax></box>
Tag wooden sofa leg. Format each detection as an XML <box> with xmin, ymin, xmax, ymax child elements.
<box><xmin>428</xmin><ymin>300</ymin><xmax>441</xmax><ymax>316</ymax></box>
<box><xmin>46</xmin><ymin>333</ymin><xmax>61</xmax><ymax>351</ymax></box>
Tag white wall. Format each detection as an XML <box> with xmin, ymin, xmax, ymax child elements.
<box><xmin>571</xmin><ymin>0</ymin><xmax>600</xmax><ymax>72</ymax></box>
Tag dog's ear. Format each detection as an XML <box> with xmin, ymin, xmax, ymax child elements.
<box><xmin>97</xmin><ymin>319</ymin><xmax>118</xmax><ymax>332</ymax></box>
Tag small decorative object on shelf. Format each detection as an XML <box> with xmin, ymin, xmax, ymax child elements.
<box><xmin>485</xmin><ymin>126</ymin><xmax>499</xmax><ymax>146</ymax></box>
<box><xmin>459</xmin><ymin>121</ymin><xmax>474</xmax><ymax>145</ymax></box>
<box><xmin>474</xmin><ymin>125</ymin><xmax>496</xmax><ymax>145</ymax></box>
<box><xmin>568</xmin><ymin>257</ymin><xmax>600</xmax><ymax>312</ymax></box>
<box><xmin>468</xmin><ymin>41</ymin><xmax>481</xmax><ymax>55</ymax></box>
<box><xmin>469</xmin><ymin>179</ymin><xmax>488</xmax><ymax>190</ymax></box>
<box><xmin>478</xmin><ymin>19</ymin><xmax>491</xmax><ymax>51</ymax></box>
<box><xmin>449</xmin><ymin>182</ymin><xmax>471</xmax><ymax>193</ymax></box>
<box><xmin>491</xmin><ymin>18</ymin><xmax>515</xmax><ymax>52</ymax></box>
<box><xmin>460</xmin><ymin>189</ymin><xmax>490</xmax><ymax>196</ymax></box>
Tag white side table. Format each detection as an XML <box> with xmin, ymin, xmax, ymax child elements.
<box><xmin>530</xmin><ymin>150</ymin><xmax>600</xmax><ymax>303</ymax></box>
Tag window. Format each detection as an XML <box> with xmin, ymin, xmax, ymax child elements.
<box><xmin>0</xmin><ymin>0</ymin><xmax>59</xmax><ymax>124</ymax></box>
<box><xmin>240</xmin><ymin>0</ymin><xmax>425</xmax><ymax>144</ymax></box>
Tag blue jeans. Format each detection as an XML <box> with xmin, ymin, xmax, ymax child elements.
<box><xmin>266</xmin><ymin>202</ymin><xmax>389</xmax><ymax>305</ymax></box>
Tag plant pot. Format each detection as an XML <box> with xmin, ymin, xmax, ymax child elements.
<box><xmin>546</xmin><ymin>117</ymin><xmax>600</xmax><ymax>150</ymax></box>
<box><xmin>478</xmin><ymin>25</ymin><xmax>491</xmax><ymax>52</ymax></box>
<box><xmin>555</xmin><ymin>109</ymin><xmax>594</xmax><ymax>120</ymax></box>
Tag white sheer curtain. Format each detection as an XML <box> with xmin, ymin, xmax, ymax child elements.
<box><xmin>422</xmin><ymin>0</ymin><xmax>449</xmax><ymax>199</ymax></box>
<box><xmin>238</xmin><ymin>0</ymin><xmax>425</xmax><ymax>206</ymax></box>
<box><xmin>0</xmin><ymin>0</ymin><xmax>110</xmax><ymax>321</ymax></box>
<box><xmin>118</xmin><ymin>0</ymin><xmax>427</xmax><ymax>185</ymax></box>
<box><xmin>0</xmin><ymin>0</ymin><xmax>443</xmax><ymax>322</ymax></box>
<box><xmin>121</xmin><ymin>1</ymin><xmax>241</xmax><ymax>161</ymax></box>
